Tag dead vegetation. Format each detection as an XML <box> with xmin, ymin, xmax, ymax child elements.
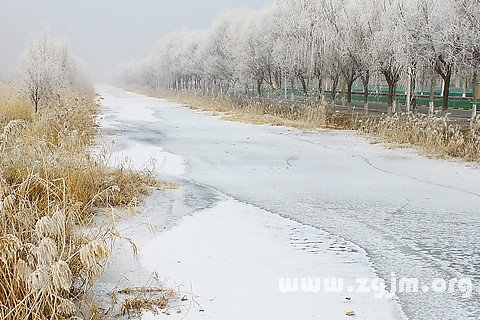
<box><xmin>110</xmin><ymin>286</ymin><xmax>177</xmax><ymax>318</ymax></box>
<box><xmin>133</xmin><ymin>86</ymin><xmax>480</xmax><ymax>163</ymax></box>
<box><xmin>107</xmin><ymin>282</ymin><xmax>204</xmax><ymax>318</ymax></box>
<box><xmin>103</xmin><ymin>270</ymin><xmax>201</xmax><ymax>319</ymax></box>
<box><xmin>0</xmin><ymin>82</ymin><xmax>162</xmax><ymax>319</ymax></box>
<box><xmin>140</xmin><ymin>88</ymin><xmax>329</xmax><ymax>130</ymax></box>
<box><xmin>135</xmin><ymin>87</ymin><xmax>362</xmax><ymax>131</ymax></box>
<box><xmin>360</xmin><ymin>113</ymin><xmax>480</xmax><ymax>161</ymax></box>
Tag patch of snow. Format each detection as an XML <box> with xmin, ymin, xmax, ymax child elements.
<box><xmin>138</xmin><ymin>198</ymin><xmax>406</xmax><ymax>320</ymax></box>
<box><xmin>108</xmin><ymin>142</ymin><xmax>186</xmax><ymax>177</ymax></box>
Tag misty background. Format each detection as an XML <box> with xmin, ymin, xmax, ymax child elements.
<box><xmin>0</xmin><ymin>0</ymin><xmax>270</xmax><ymax>83</ymax></box>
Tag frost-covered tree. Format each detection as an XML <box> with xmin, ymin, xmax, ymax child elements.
<box><xmin>236</xmin><ymin>10</ymin><xmax>273</xmax><ymax>96</ymax></box>
<box><xmin>429</xmin><ymin>0</ymin><xmax>459</xmax><ymax>112</ymax></box>
<box><xmin>197</xmin><ymin>10</ymin><xmax>251</xmax><ymax>93</ymax></box>
<box><xmin>451</xmin><ymin>0</ymin><xmax>480</xmax><ymax>119</ymax></box>
<box><xmin>371</xmin><ymin>0</ymin><xmax>404</xmax><ymax>115</ymax></box>
<box><xmin>270</xmin><ymin>0</ymin><xmax>320</xmax><ymax>97</ymax></box>
<box><xmin>20</xmin><ymin>34</ymin><xmax>81</xmax><ymax>113</ymax></box>
<box><xmin>321</xmin><ymin>0</ymin><xmax>377</xmax><ymax>108</ymax></box>
<box><xmin>353</xmin><ymin>0</ymin><xmax>380</xmax><ymax>113</ymax></box>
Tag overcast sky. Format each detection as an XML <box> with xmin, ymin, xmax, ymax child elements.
<box><xmin>0</xmin><ymin>0</ymin><xmax>270</xmax><ymax>82</ymax></box>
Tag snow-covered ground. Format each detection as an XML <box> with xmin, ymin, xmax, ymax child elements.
<box><xmin>95</xmin><ymin>87</ymin><xmax>479</xmax><ymax>320</ymax></box>
<box><xmin>141</xmin><ymin>198</ymin><xmax>407</xmax><ymax>320</ymax></box>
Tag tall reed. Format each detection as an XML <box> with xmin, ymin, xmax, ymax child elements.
<box><xmin>0</xmin><ymin>83</ymin><xmax>154</xmax><ymax>319</ymax></box>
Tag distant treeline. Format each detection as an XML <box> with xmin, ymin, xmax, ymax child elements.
<box><xmin>116</xmin><ymin>0</ymin><xmax>480</xmax><ymax>116</ymax></box>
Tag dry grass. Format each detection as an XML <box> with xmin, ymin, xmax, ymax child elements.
<box><xmin>106</xmin><ymin>277</ymin><xmax>204</xmax><ymax>318</ymax></box>
<box><xmin>0</xmin><ymin>81</ymin><xmax>33</xmax><ymax>123</ymax></box>
<box><xmin>110</xmin><ymin>286</ymin><xmax>177</xmax><ymax>317</ymax></box>
<box><xmin>137</xmin><ymin>87</ymin><xmax>361</xmax><ymax>131</ymax></box>
<box><xmin>360</xmin><ymin>113</ymin><xmax>480</xmax><ymax>161</ymax></box>
<box><xmin>139</xmin><ymin>88</ymin><xmax>329</xmax><ymax>130</ymax></box>
<box><xmin>131</xmin><ymin>86</ymin><xmax>480</xmax><ymax>163</ymax></box>
<box><xmin>0</xmin><ymin>82</ymin><xmax>159</xmax><ymax>319</ymax></box>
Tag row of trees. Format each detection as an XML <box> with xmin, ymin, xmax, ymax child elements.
<box><xmin>19</xmin><ymin>34</ymin><xmax>89</xmax><ymax>113</ymax></box>
<box><xmin>116</xmin><ymin>0</ymin><xmax>480</xmax><ymax>116</ymax></box>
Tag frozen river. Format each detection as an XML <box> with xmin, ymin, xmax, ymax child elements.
<box><xmin>99</xmin><ymin>87</ymin><xmax>479</xmax><ymax>320</ymax></box>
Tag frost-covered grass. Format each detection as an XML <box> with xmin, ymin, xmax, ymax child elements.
<box><xmin>0</xmin><ymin>82</ymin><xmax>32</xmax><ymax>123</ymax></box>
<box><xmin>360</xmin><ymin>113</ymin><xmax>480</xmax><ymax>162</ymax></box>
<box><xmin>0</xmin><ymin>83</ymin><xmax>159</xmax><ymax>319</ymax></box>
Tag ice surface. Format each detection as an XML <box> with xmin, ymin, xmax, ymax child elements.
<box><xmin>96</xmin><ymin>86</ymin><xmax>480</xmax><ymax>320</ymax></box>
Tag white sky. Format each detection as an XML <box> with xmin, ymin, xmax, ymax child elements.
<box><xmin>0</xmin><ymin>0</ymin><xmax>270</xmax><ymax>82</ymax></box>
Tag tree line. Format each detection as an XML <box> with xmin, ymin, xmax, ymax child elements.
<box><xmin>116</xmin><ymin>0</ymin><xmax>480</xmax><ymax>116</ymax></box>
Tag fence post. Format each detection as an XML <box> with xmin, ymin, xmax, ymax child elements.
<box><xmin>472</xmin><ymin>82</ymin><xmax>479</xmax><ymax>122</ymax></box>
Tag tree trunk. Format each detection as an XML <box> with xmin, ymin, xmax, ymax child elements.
<box><xmin>387</xmin><ymin>82</ymin><xmax>395</xmax><ymax>116</ymax></box>
<box><xmin>410</xmin><ymin>66</ymin><xmax>417</xmax><ymax>112</ymax></box>
<box><xmin>382</xmin><ymin>70</ymin><xmax>398</xmax><ymax>116</ymax></box>
<box><xmin>257</xmin><ymin>79</ymin><xmax>263</xmax><ymax>97</ymax></box>
<box><xmin>406</xmin><ymin>68</ymin><xmax>412</xmax><ymax>113</ymax></box>
<box><xmin>441</xmin><ymin>68</ymin><xmax>452</xmax><ymax>113</ymax></box>
<box><xmin>341</xmin><ymin>82</ymin><xmax>346</xmax><ymax>107</ymax></box>
<box><xmin>429</xmin><ymin>72</ymin><xmax>435</xmax><ymax>115</ymax></box>
<box><xmin>435</xmin><ymin>56</ymin><xmax>453</xmax><ymax>113</ymax></box>
<box><xmin>361</xmin><ymin>72</ymin><xmax>370</xmax><ymax>115</ymax></box>
<box><xmin>346</xmin><ymin>80</ymin><xmax>353</xmax><ymax>108</ymax></box>
<box><xmin>320</xmin><ymin>77</ymin><xmax>325</xmax><ymax>103</ymax></box>
<box><xmin>275</xmin><ymin>70</ymin><xmax>282</xmax><ymax>92</ymax></box>
<box><xmin>317</xmin><ymin>76</ymin><xmax>322</xmax><ymax>99</ymax></box>
<box><xmin>290</xmin><ymin>79</ymin><xmax>295</xmax><ymax>101</ymax></box>
<box><xmin>406</xmin><ymin>65</ymin><xmax>417</xmax><ymax>113</ymax></box>
<box><xmin>31</xmin><ymin>89</ymin><xmax>40</xmax><ymax>113</ymax></box>
<box><xmin>331</xmin><ymin>76</ymin><xmax>338</xmax><ymax>101</ymax></box>
<box><xmin>266</xmin><ymin>68</ymin><xmax>275</xmax><ymax>90</ymax></box>
<box><xmin>299</xmin><ymin>75</ymin><xmax>308</xmax><ymax>97</ymax></box>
